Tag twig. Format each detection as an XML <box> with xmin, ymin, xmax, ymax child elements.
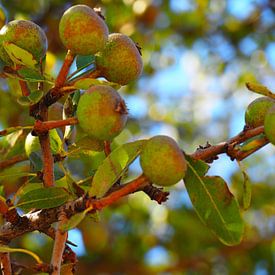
<box><xmin>104</xmin><ymin>141</ymin><xmax>111</xmax><ymax>156</ymax></box>
<box><xmin>18</xmin><ymin>80</ymin><xmax>30</xmax><ymax>96</ymax></box>
<box><xmin>0</xmin><ymin>253</ymin><xmax>12</xmax><ymax>275</ymax></box>
<box><xmin>191</xmin><ymin>126</ymin><xmax>265</xmax><ymax>161</ymax></box>
<box><xmin>33</xmin><ymin>118</ymin><xmax>78</xmax><ymax>134</ymax></box>
<box><xmin>0</xmin><ymin>155</ymin><xmax>28</xmax><ymax>170</ymax></box>
<box><xmin>50</xmin><ymin>210</ymin><xmax>68</xmax><ymax>275</ymax></box>
<box><xmin>55</xmin><ymin>50</ymin><xmax>75</xmax><ymax>88</ymax></box>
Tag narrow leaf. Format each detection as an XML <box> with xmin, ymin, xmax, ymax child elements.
<box><xmin>3</xmin><ymin>42</ymin><xmax>37</xmax><ymax>68</ymax></box>
<box><xmin>246</xmin><ymin>82</ymin><xmax>275</xmax><ymax>99</ymax></box>
<box><xmin>17</xmin><ymin>68</ymin><xmax>44</xmax><ymax>82</ymax></box>
<box><xmin>89</xmin><ymin>140</ymin><xmax>145</xmax><ymax>198</ymax></box>
<box><xmin>0</xmin><ymin>172</ymin><xmax>36</xmax><ymax>179</ymax></box>
<box><xmin>184</xmin><ymin>156</ymin><xmax>244</xmax><ymax>246</ymax></box>
<box><xmin>16</xmin><ymin>187</ymin><xmax>69</xmax><ymax>212</ymax></box>
<box><xmin>0</xmin><ymin>125</ymin><xmax>32</xmax><ymax>136</ymax></box>
<box><xmin>237</xmin><ymin>161</ymin><xmax>252</xmax><ymax>210</ymax></box>
<box><xmin>76</xmin><ymin>55</ymin><xmax>95</xmax><ymax>70</ymax></box>
<box><xmin>0</xmin><ymin>245</ymin><xmax>42</xmax><ymax>264</ymax></box>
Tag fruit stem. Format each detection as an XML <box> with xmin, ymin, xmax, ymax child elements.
<box><xmin>19</xmin><ymin>80</ymin><xmax>30</xmax><ymax>96</ymax></box>
<box><xmin>55</xmin><ymin>50</ymin><xmax>76</xmax><ymax>88</ymax></box>
<box><xmin>104</xmin><ymin>141</ymin><xmax>111</xmax><ymax>156</ymax></box>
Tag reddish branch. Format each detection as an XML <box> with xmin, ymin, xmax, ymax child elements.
<box><xmin>18</xmin><ymin>80</ymin><xmax>30</xmax><ymax>96</ymax></box>
<box><xmin>191</xmin><ymin>126</ymin><xmax>265</xmax><ymax>161</ymax></box>
<box><xmin>0</xmin><ymin>253</ymin><xmax>12</xmax><ymax>275</ymax></box>
<box><xmin>55</xmin><ymin>50</ymin><xmax>76</xmax><ymax>88</ymax></box>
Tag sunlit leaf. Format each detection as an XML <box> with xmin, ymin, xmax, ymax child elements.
<box><xmin>3</xmin><ymin>42</ymin><xmax>37</xmax><ymax>68</ymax></box>
<box><xmin>246</xmin><ymin>82</ymin><xmax>275</xmax><ymax>99</ymax></box>
<box><xmin>89</xmin><ymin>140</ymin><xmax>145</xmax><ymax>198</ymax></box>
<box><xmin>237</xmin><ymin>161</ymin><xmax>251</xmax><ymax>210</ymax></box>
<box><xmin>184</xmin><ymin>156</ymin><xmax>244</xmax><ymax>246</ymax></box>
<box><xmin>16</xmin><ymin>187</ymin><xmax>70</xmax><ymax>212</ymax></box>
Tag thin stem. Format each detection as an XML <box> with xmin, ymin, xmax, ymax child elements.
<box><xmin>50</xmin><ymin>210</ymin><xmax>68</xmax><ymax>275</ymax></box>
<box><xmin>0</xmin><ymin>253</ymin><xmax>12</xmax><ymax>275</ymax></box>
<box><xmin>104</xmin><ymin>141</ymin><xmax>111</xmax><ymax>156</ymax></box>
<box><xmin>55</xmin><ymin>50</ymin><xmax>75</xmax><ymax>88</ymax></box>
<box><xmin>19</xmin><ymin>80</ymin><xmax>30</xmax><ymax>96</ymax></box>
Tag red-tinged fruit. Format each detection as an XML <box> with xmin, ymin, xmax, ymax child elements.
<box><xmin>59</xmin><ymin>5</ymin><xmax>108</xmax><ymax>55</ymax></box>
<box><xmin>0</xmin><ymin>20</ymin><xmax>48</xmax><ymax>65</ymax></box>
<box><xmin>76</xmin><ymin>85</ymin><xmax>128</xmax><ymax>141</ymax></box>
<box><xmin>96</xmin><ymin>33</ymin><xmax>143</xmax><ymax>85</ymax></box>
<box><xmin>140</xmin><ymin>135</ymin><xmax>187</xmax><ymax>186</ymax></box>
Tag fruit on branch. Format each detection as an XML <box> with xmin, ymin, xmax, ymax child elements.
<box><xmin>95</xmin><ymin>33</ymin><xmax>143</xmax><ymax>85</ymax></box>
<box><xmin>25</xmin><ymin>129</ymin><xmax>63</xmax><ymax>157</ymax></box>
<box><xmin>140</xmin><ymin>135</ymin><xmax>187</xmax><ymax>186</ymax></box>
<box><xmin>59</xmin><ymin>5</ymin><xmax>109</xmax><ymax>55</ymax></box>
<box><xmin>76</xmin><ymin>85</ymin><xmax>128</xmax><ymax>141</ymax></box>
<box><xmin>264</xmin><ymin>105</ymin><xmax>275</xmax><ymax>145</ymax></box>
<box><xmin>0</xmin><ymin>20</ymin><xmax>48</xmax><ymax>65</ymax></box>
<box><xmin>245</xmin><ymin>96</ymin><xmax>275</xmax><ymax>128</ymax></box>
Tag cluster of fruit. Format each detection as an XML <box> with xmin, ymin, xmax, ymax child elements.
<box><xmin>0</xmin><ymin>4</ymin><xmax>187</xmax><ymax>188</ymax></box>
<box><xmin>245</xmin><ymin>96</ymin><xmax>275</xmax><ymax>145</ymax></box>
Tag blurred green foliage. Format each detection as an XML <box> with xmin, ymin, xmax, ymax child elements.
<box><xmin>0</xmin><ymin>0</ymin><xmax>274</xmax><ymax>274</ymax></box>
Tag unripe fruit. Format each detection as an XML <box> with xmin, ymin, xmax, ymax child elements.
<box><xmin>96</xmin><ymin>33</ymin><xmax>143</xmax><ymax>85</ymax></box>
<box><xmin>25</xmin><ymin>129</ymin><xmax>63</xmax><ymax>157</ymax></box>
<box><xmin>0</xmin><ymin>20</ymin><xmax>48</xmax><ymax>65</ymax></box>
<box><xmin>140</xmin><ymin>135</ymin><xmax>187</xmax><ymax>186</ymax></box>
<box><xmin>264</xmin><ymin>105</ymin><xmax>275</xmax><ymax>145</ymax></box>
<box><xmin>0</xmin><ymin>4</ymin><xmax>7</xmax><ymax>29</ymax></box>
<box><xmin>59</xmin><ymin>5</ymin><xmax>108</xmax><ymax>55</ymax></box>
<box><xmin>76</xmin><ymin>85</ymin><xmax>128</xmax><ymax>141</ymax></box>
<box><xmin>245</xmin><ymin>96</ymin><xmax>275</xmax><ymax>128</ymax></box>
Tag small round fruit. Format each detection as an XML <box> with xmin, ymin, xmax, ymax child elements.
<box><xmin>59</xmin><ymin>5</ymin><xmax>108</xmax><ymax>55</ymax></box>
<box><xmin>0</xmin><ymin>4</ymin><xmax>8</xmax><ymax>29</ymax></box>
<box><xmin>95</xmin><ymin>33</ymin><xmax>143</xmax><ymax>85</ymax></box>
<box><xmin>76</xmin><ymin>85</ymin><xmax>128</xmax><ymax>141</ymax></box>
<box><xmin>264</xmin><ymin>104</ymin><xmax>275</xmax><ymax>145</ymax></box>
<box><xmin>245</xmin><ymin>96</ymin><xmax>275</xmax><ymax>128</ymax></box>
<box><xmin>0</xmin><ymin>20</ymin><xmax>48</xmax><ymax>65</ymax></box>
<box><xmin>140</xmin><ymin>135</ymin><xmax>187</xmax><ymax>186</ymax></box>
<box><xmin>25</xmin><ymin>129</ymin><xmax>63</xmax><ymax>157</ymax></box>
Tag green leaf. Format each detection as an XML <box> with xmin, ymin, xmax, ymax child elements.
<box><xmin>17</xmin><ymin>90</ymin><xmax>43</xmax><ymax>106</ymax></box>
<box><xmin>13</xmin><ymin>182</ymin><xmax>43</xmax><ymax>203</ymax></box>
<box><xmin>17</xmin><ymin>67</ymin><xmax>43</xmax><ymax>82</ymax></box>
<box><xmin>0</xmin><ymin>172</ymin><xmax>36</xmax><ymax>179</ymax></box>
<box><xmin>74</xmin><ymin>78</ymin><xmax>121</xmax><ymax>90</ymax></box>
<box><xmin>89</xmin><ymin>140</ymin><xmax>145</xmax><ymax>198</ymax></box>
<box><xmin>0</xmin><ymin>125</ymin><xmax>32</xmax><ymax>136</ymax></box>
<box><xmin>60</xmin><ymin>207</ymin><xmax>92</xmax><ymax>232</ymax></box>
<box><xmin>3</xmin><ymin>42</ymin><xmax>37</xmax><ymax>69</ymax></box>
<box><xmin>0</xmin><ymin>245</ymin><xmax>42</xmax><ymax>264</ymax></box>
<box><xmin>76</xmin><ymin>55</ymin><xmax>95</xmax><ymax>70</ymax></box>
<box><xmin>16</xmin><ymin>187</ymin><xmax>69</xmax><ymax>212</ymax></box>
<box><xmin>237</xmin><ymin>161</ymin><xmax>252</xmax><ymax>210</ymax></box>
<box><xmin>184</xmin><ymin>156</ymin><xmax>244</xmax><ymax>246</ymax></box>
<box><xmin>246</xmin><ymin>82</ymin><xmax>275</xmax><ymax>100</ymax></box>
<box><xmin>73</xmin><ymin>136</ymin><xmax>104</xmax><ymax>152</ymax></box>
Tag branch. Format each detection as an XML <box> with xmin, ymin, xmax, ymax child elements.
<box><xmin>18</xmin><ymin>80</ymin><xmax>30</xmax><ymax>96</ymax></box>
<box><xmin>50</xmin><ymin>210</ymin><xmax>68</xmax><ymax>275</ymax></box>
<box><xmin>190</xmin><ymin>126</ymin><xmax>265</xmax><ymax>162</ymax></box>
<box><xmin>0</xmin><ymin>253</ymin><xmax>12</xmax><ymax>275</ymax></box>
<box><xmin>55</xmin><ymin>50</ymin><xmax>75</xmax><ymax>88</ymax></box>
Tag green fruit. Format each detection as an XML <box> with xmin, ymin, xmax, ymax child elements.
<box><xmin>25</xmin><ymin>129</ymin><xmax>63</xmax><ymax>157</ymax></box>
<box><xmin>245</xmin><ymin>96</ymin><xmax>275</xmax><ymax>128</ymax></box>
<box><xmin>76</xmin><ymin>85</ymin><xmax>128</xmax><ymax>141</ymax></box>
<box><xmin>0</xmin><ymin>4</ymin><xmax>7</xmax><ymax>29</ymax></box>
<box><xmin>264</xmin><ymin>105</ymin><xmax>275</xmax><ymax>145</ymax></box>
<box><xmin>0</xmin><ymin>20</ymin><xmax>48</xmax><ymax>65</ymax></box>
<box><xmin>59</xmin><ymin>5</ymin><xmax>109</xmax><ymax>55</ymax></box>
<box><xmin>96</xmin><ymin>33</ymin><xmax>143</xmax><ymax>85</ymax></box>
<box><xmin>140</xmin><ymin>135</ymin><xmax>187</xmax><ymax>186</ymax></box>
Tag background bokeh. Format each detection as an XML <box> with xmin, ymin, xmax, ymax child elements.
<box><xmin>0</xmin><ymin>0</ymin><xmax>274</xmax><ymax>274</ymax></box>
